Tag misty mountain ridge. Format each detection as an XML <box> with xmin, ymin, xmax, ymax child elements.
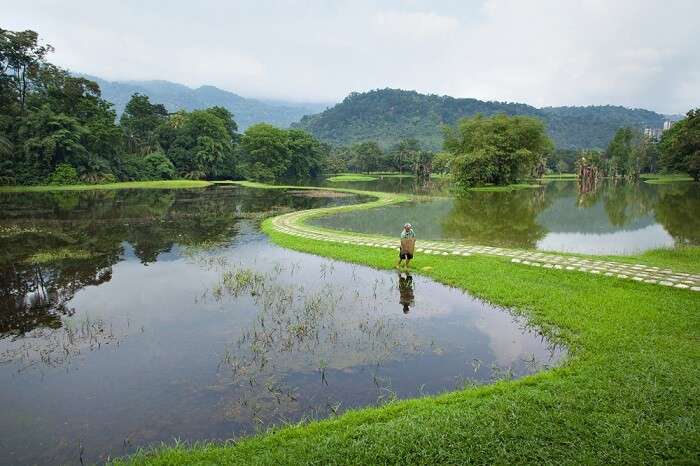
<box><xmin>82</xmin><ymin>75</ymin><xmax>677</xmax><ymax>150</ymax></box>
<box><xmin>80</xmin><ymin>74</ymin><xmax>331</xmax><ymax>130</ymax></box>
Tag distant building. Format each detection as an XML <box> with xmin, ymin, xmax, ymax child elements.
<box><xmin>644</xmin><ymin>127</ymin><xmax>662</xmax><ymax>140</ymax></box>
<box><xmin>663</xmin><ymin>120</ymin><xmax>674</xmax><ymax>131</ymax></box>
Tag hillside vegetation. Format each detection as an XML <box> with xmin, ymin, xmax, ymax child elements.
<box><xmin>293</xmin><ymin>89</ymin><xmax>668</xmax><ymax>150</ymax></box>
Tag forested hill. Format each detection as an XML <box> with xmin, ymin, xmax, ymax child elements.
<box><xmin>292</xmin><ymin>89</ymin><xmax>667</xmax><ymax>150</ymax></box>
<box><xmin>82</xmin><ymin>75</ymin><xmax>330</xmax><ymax>130</ymax></box>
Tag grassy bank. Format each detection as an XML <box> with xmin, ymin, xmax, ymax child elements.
<box><xmin>0</xmin><ymin>179</ymin><xmax>212</xmax><ymax>192</ymax></box>
<box><xmin>327</xmin><ymin>174</ymin><xmax>378</xmax><ymax>182</ymax></box>
<box><xmin>116</xmin><ymin>188</ymin><xmax>699</xmax><ymax>465</ymax></box>
<box><xmin>541</xmin><ymin>173</ymin><xmax>578</xmax><ymax>180</ymax></box>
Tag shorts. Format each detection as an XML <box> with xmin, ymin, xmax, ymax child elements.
<box><xmin>399</xmin><ymin>252</ymin><xmax>413</xmax><ymax>260</ymax></box>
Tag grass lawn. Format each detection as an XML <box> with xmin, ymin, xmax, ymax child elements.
<box><xmin>541</xmin><ymin>173</ymin><xmax>578</xmax><ymax>180</ymax></box>
<box><xmin>641</xmin><ymin>173</ymin><xmax>697</xmax><ymax>184</ymax></box>
<box><xmin>114</xmin><ymin>187</ymin><xmax>699</xmax><ymax>465</ymax></box>
<box><xmin>0</xmin><ymin>179</ymin><xmax>212</xmax><ymax>192</ymax></box>
<box><xmin>327</xmin><ymin>174</ymin><xmax>379</xmax><ymax>182</ymax></box>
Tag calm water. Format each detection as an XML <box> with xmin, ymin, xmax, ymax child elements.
<box><xmin>0</xmin><ymin>186</ymin><xmax>563</xmax><ymax>465</ymax></box>
<box><xmin>310</xmin><ymin>179</ymin><xmax>700</xmax><ymax>254</ymax></box>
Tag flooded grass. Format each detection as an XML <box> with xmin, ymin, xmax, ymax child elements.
<box><xmin>25</xmin><ymin>248</ymin><xmax>97</xmax><ymax>264</ymax></box>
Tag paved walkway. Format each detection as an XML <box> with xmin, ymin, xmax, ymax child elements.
<box><xmin>267</xmin><ymin>190</ymin><xmax>700</xmax><ymax>292</ymax></box>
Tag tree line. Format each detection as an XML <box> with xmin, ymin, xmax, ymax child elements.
<box><xmin>559</xmin><ymin>109</ymin><xmax>699</xmax><ymax>182</ymax></box>
<box><xmin>2</xmin><ymin>28</ymin><xmax>696</xmax><ymax>188</ymax></box>
<box><xmin>0</xmin><ymin>28</ymin><xmax>328</xmax><ymax>186</ymax></box>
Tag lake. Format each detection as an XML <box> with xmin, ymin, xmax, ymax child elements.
<box><xmin>0</xmin><ymin>185</ymin><xmax>563</xmax><ymax>465</ymax></box>
<box><xmin>310</xmin><ymin>178</ymin><xmax>700</xmax><ymax>255</ymax></box>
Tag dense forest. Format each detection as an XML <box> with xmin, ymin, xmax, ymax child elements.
<box><xmin>0</xmin><ymin>28</ymin><xmax>327</xmax><ymax>186</ymax></box>
<box><xmin>293</xmin><ymin>88</ymin><xmax>670</xmax><ymax>150</ymax></box>
<box><xmin>86</xmin><ymin>75</ymin><xmax>329</xmax><ymax>130</ymax></box>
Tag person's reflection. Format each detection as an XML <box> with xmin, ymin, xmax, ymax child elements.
<box><xmin>398</xmin><ymin>272</ymin><xmax>415</xmax><ymax>314</ymax></box>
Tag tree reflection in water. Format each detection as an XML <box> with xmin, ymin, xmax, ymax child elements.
<box><xmin>0</xmin><ymin>186</ymin><xmax>351</xmax><ymax>368</ymax></box>
<box><xmin>442</xmin><ymin>188</ymin><xmax>551</xmax><ymax>249</ymax></box>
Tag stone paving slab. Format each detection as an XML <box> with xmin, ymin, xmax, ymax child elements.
<box><xmin>267</xmin><ymin>194</ymin><xmax>700</xmax><ymax>292</ymax></box>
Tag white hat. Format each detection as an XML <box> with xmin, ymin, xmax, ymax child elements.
<box><xmin>404</xmin><ymin>223</ymin><xmax>412</xmax><ymax>228</ymax></box>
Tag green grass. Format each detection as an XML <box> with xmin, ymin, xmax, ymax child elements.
<box><xmin>327</xmin><ymin>174</ymin><xmax>379</xmax><ymax>182</ymax></box>
<box><xmin>114</xmin><ymin>193</ymin><xmax>699</xmax><ymax>465</ymax></box>
<box><xmin>585</xmin><ymin>246</ymin><xmax>700</xmax><ymax>275</ymax></box>
<box><xmin>467</xmin><ymin>183</ymin><xmax>543</xmax><ymax>192</ymax></box>
<box><xmin>542</xmin><ymin>173</ymin><xmax>578</xmax><ymax>180</ymax></box>
<box><xmin>641</xmin><ymin>173</ymin><xmax>697</xmax><ymax>185</ymax></box>
<box><xmin>0</xmin><ymin>179</ymin><xmax>212</xmax><ymax>192</ymax></box>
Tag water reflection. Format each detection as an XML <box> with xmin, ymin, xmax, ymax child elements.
<box><xmin>0</xmin><ymin>186</ymin><xmax>564</xmax><ymax>465</ymax></box>
<box><xmin>398</xmin><ymin>272</ymin><xmax>414</xmax><ymax>314</ymax></box>
<box><xmin>311</xmin><ymin>180</ymin><xmax>700</xmax><ymax>254</ymax></box>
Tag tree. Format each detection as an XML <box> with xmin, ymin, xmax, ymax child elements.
<box><xmin>0</xmin><ymin>28</ymin><xmax>54</xmax><ymax>113</ymax></box>
<box><xmin>19</xmin><ymin>105</ymin><xmax>88</xmax><ymax>182</ymax></box>
<box><xmin>351</xmin><ymin>141</ymin><xmax>383</xmax><ymax>174</ymax></box>
<box><xmin>164</xmin><ymin>108</ymin><xmax>236</xmax><ymax>178</ymax></box>
<box><xmin>238</xmin><ymin>124</ymin><xmax>325</xmax><ymax>181</ymax></box>
<box><xmin>239</xmin><ymin>123</ymin><xmax>290</xmax><ymax>181</ymax></box>
<box><xmin>120</xmin><ymin>94</ymin><xmax>168</xmax><ymax>155</ymax></box>
<box><xmin>432</xmin><ymin>151</ymin><xmax>454</xmax><ymax>175</ymax></box>
<box><xmin>660</xmin><ymin>109</ymin><xmax>700</xmax><ymax>181</ymax></box>
<box><xmin>556</xmin><ymin>160</ymin><xmax>569</xmax><ymax>174</ymax></box>
<box><xmin>391</xmin><ymin>139</ymin><xmax>420</xmax><ymax>173</ymax></box>
<box><xmin>444</xmin><ymin>114</ymin><xmax>553</xmax><ymax>188</ymax></box>
<box><xmin>285</xmin><ymin>129</ymin><xmax>324</xmax><ymax>179</ymax></box>
<box><xmin>605</xmin><ymin>127</ymin><xmax>636</xmax><ymax>178</ymax></box>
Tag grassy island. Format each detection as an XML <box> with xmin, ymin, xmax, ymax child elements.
<box><xmin>115</xmin><ymin>183</ymin><xmax>699</xmax><ymax>465</ymax></box>
<box><xmin>327</xmin><ymin>174</ymin><xmax>379</xmax><ymax>182</ymax></box>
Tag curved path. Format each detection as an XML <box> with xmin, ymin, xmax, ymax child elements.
<box><xmin>250</xmin><ymin>183</ymin><xmax>700</xmax><ymax>291</ymax></box>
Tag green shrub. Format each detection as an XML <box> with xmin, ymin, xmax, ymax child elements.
<box><xmin>143</xmin><ymin>152</ymin><xmax>176</xmax><ymax>180</ymax></box>
<box><xmin>120</xmin><ymin>152</ymin><xmax>176</xmax><ymax>181</ymax></box>
<box><xmin>46</xmin><ymin>163</ymin><xmax>80</xmax><ymax>185</ymax></box>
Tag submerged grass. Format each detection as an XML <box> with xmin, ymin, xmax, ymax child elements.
<box><xmin>0</xmin><ymin>179</ymin><xmax>212</xmax><ymax>192</ymax></box>
<box><xmin>114</xmin><ymin>193</ymin><xmax>699</xmax><ymax>464</ymax></box>
<box><xmin>25</xmin><ymin>248</ymin><xmax>96</xmax><ymax>264</ymax></box>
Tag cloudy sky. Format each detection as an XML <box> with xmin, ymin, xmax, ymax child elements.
<box><xmin>3</xmin><ymin>0</ymin><xmax>698</xmax><ymax>113</ymax></box>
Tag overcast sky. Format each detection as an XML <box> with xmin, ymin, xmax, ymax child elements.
<box><xmin>3</xmin><ymin>0</ymin><xmax>698</xmax><ymax>113</ymax></box>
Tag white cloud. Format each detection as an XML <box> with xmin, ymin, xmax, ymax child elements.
<box><xmin>1</xmin><ymin>0</ymin><xmax>698</xmax><ymax>113</ymax></box>
<box><xmin>371</xmin><ymin>10</ymin><xmax>459</xmax><ymax>39</ymax></box>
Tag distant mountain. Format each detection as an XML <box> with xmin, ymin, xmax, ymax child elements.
<box><xmin>293</xmin><ymin>89</ymin><xmax>668</xmax><ymax>150</ymax></box>
<box><xmin>82</xmin><ymin>75</ymin><xmax>331</xmax><ymax>130</ymax></box>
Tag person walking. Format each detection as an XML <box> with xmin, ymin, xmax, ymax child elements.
<box><xmin>397</xmin><ymin>223</ymin><xmax>416</xmax><ymax>270</ymax></box>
